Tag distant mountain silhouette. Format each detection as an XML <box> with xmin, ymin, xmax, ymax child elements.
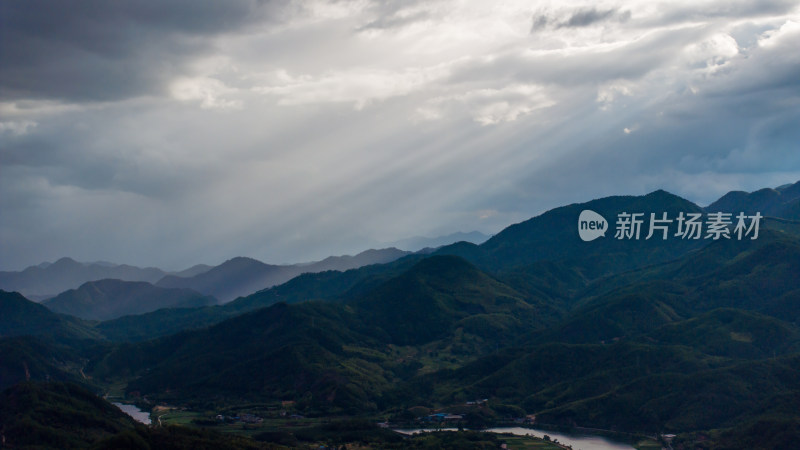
<box><xmin>171</xmin><ymin>264</ymin><xmax>214</xmax><ymax>278</ymax></box>
<box><xmin>387</xmin><ymin>231</ymin><xmax>490</xmax><ymax>251</ymax></box>
<box><xmin>155</xmin><ymin>257</ymin><xmax>294</xmax><ymax>303</ymax></box>
<box><xmin>0</xmin><ymin>248</ymin><xmax>409</xmax><ymax>304</ymax></box>
<box><xmin>301</xmin><ymin>247</ymin><xmax>410</xmax><ymax>271</ymax></box>
<box><xmin>42</xmin><ymin>279</ymin><xmax>216</xmax><ymax>321</ymax></box>
<box><xmin>155</xmin><ymin>248</ymin><xmax>411</xmax><ymax>303</ymax></box>
<box><xmin>0</xmin><ymin>258</ymin><xmax>167</xmax><ymax>301</ymax></box>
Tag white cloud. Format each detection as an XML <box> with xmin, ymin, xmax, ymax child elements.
<box><xmin>597</xmin><ymin>80</ymin><xmax>636</xmax><ymax>107</ymax></box>
<box><xmin>420</xmin><ymin>84</ymin><xmax>555</xmax><ymax>125</ymax></box>
<box><xmin>682</xmin><ymin>32</ymin><xmax>740</xmax><ymax>74</ymax></box>
<box><xmin>0</xmin><ymin>120</ymin><xmax>38</xmax><ymax>136</ymax></box>
<box><xmin>170</xmin><ymin>77</ymin><xmax>242</xmax><ymax>110</ymax></box>
<box><xmin>253</xmin><ymin>65</ymin><xmax>448</xmax><ymax>109</ymax></box>
<box><xmin>758</xmin><ymin>19</ymin><xmax>800</xmax><ymax>48</ymax></box>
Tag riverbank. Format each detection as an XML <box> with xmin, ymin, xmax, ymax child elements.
<box><xmin>397</xmin><ymin>426</ymin><xmax>637</xmax><ymax>450</ymax></box>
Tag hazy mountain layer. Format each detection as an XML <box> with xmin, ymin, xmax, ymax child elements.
<box><xmin>156</xmin><ymin>248</ymin><xmax>411</xmax><ymax>303</ymax></box>
<box><xmin>0</xmin><ymin>258</ymin><xmax>167</xmax><ymax>301</ymax></box>
<box><xmin>42</xmin><ymin>279</ymin><xmax>216</xmax><ymax>321</ymax></box>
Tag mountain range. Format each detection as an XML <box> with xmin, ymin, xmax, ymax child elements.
<box><xmin>0</xmin><ymin>248</ymin><xmax>416</xmax><ymax>304</ymax></box>
<box><xmin>0</xmin><ymin>258</ymin><xmax>169</xmax><ymax>301</ymax></box>
<box><xmin>2</xmin><ymin>180</ymin><xmax>800</xmax><ymax>448</ymax></box>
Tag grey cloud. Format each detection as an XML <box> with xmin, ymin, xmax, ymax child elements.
<box><xmin>650</xmin><ymin>0</ymin><xmax>799</xmax><ymax>26</ymax></box>
<box><xmin>561</xmin><ymin>8</ymin><xmax>624</xmax><ymax>28</ymax></box>
<box><xmin>451</xmin><ymin>26</ymin><xmax>707</xmax><ymax>88</ymax></box>
<box><xmin>0</xmin><ymin>103</ymin><xmax>208</xmax><ymax>199</ymax></box>
<box><xmin>531</xmin><ymin>7</ymin><xmax>630</xmax><ymax>32</ymax></box>
<box><xmin>531</xmin><ymin>15</ymin><xmax>549</xmax><ymax>32</ymax></box>
<box><xmin>0</xmin><ymin>0</ymin><xmax>287</xmax><ymax>102</ymax></box>
<box><xmin>531</xmin><ymin>0</ymin><xmax>796</xmax><ymax>34</ymax></box>
<box><xmin>358</xmin><ymin>10</ymin><xmax>430</xmax><ymax>31</ymax></box>
<box><xmin>356</xmin><ymin>0</ymin><xmax>435</xmax><ymax>31</ymax></box>
<box><xmin>469</xmin><ymin>18</ymin><xmax>800</xmax><ymax>214</ymax></box>
<box><xmin>520</xmin><ymin>102</ymin><xmax>798</xmax><ymax>212</ymax></box>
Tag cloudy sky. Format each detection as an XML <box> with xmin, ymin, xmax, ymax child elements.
<box><xmin>1</xmin><ymin>0</ymin><xmax>799</xmax><ymax>270</ymax></box>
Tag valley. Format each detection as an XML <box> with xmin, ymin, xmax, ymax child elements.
<box><xmin>2</xmin><ymin>183</ymin><xmax>800</xmax><ymax>449</ymax></box>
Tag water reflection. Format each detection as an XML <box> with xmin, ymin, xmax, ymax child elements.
<box><xmin>112</xmin><ymin>402</ymin><xmax>151</xmax><ymax>425</ymax></box>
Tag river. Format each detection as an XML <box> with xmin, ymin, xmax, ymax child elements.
<box><xmin>112</xmin><ymin>402</ymin><xmax>151</xmax><ymax>425</ymax></box>
<box><xmin>108</xmin><ymin>401</ymin><xmax>634</xmax><ymax>448</ymax></box>
<box><xmin>396</xmin><ymin>426</ymin><xmax>635</xmax><ymax>450</ymax></box>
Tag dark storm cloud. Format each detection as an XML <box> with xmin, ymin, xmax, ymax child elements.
<box><xmin>0</xmin><ymin>0</ymin><xmax>286</xmax><ymax>102</ymax></box>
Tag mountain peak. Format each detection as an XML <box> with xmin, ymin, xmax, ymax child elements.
<box><xmin>51</xmin><ymin>257</ymin><xmax>80</xmax><ymax>266</ymax></box>
<box><xmin>223</xmin><ymin>256</ymin><xmax>264</xmax><ymax>265</ymax></box>
<box><xmin>645</xmin><ymin>188</ymin><xmax>677</xmax><ymax>198</ymax></box>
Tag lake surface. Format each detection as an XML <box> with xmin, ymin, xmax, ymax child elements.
<box><xmin>112</xmin><ymin>402</ymin><xmax>151</xmax><ymax>425</ymax></box>
<box><xmin>396</xmin><ymin>426</ymin><xmax>635</xmax><ymax>450</ymax></box>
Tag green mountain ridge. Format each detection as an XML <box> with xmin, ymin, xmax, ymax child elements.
<box><xmin>440</xmin><ymin>189</ymin><xmax>708</xmax><ymax>277</ymax></box>
<box><xmin>91</xmin><ymin>255</ymin><xmax>539</xmax><ymax>413</ymax></box>
<box><xmin>0</xmin><ymin>337</ymin><xmax>86</xmax><ymax>391</ymax></box>
<box><xmin>351</xmin><ymin>255</ymin><xmax>552</xmax><ymax>345</ymax></box>
<box><xmin>0</xmin><ymin>290</ymin><xmax>101</xmax><ymax>341</ymax></box>
<box><xmin>707</xmin><ymin>182</ymin><xmax>800</xmax><ymax>220</ymax></box>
